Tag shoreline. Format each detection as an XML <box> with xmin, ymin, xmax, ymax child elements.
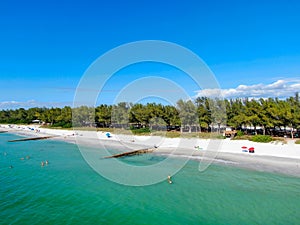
<box><xmin>1</xmin><ymin>124</ymin><xmax>300</xmax><ymax>177</ymax></box>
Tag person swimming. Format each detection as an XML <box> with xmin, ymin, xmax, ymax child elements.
<box><xmin>45</xmin><ymin>160</ymin><xmax>49</xmax><ymax>165</ymax></box>
<box><xmin>167</xmin><ymin>175</ymin><xmax>172</xmax><ymax>184</ymax></box>
<box><xmin>41</xmin><ymin>161</ymin><xmax>45</xmax><ymax>167</ymax></box>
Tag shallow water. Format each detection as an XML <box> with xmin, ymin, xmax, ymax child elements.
<box><xmin>1</xmin><ymin>133</ymin><xmax>300</xmax><ymax>224</ymax></box>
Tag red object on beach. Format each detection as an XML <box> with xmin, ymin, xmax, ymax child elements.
<box><xmin>248</xmin><ymin>147</ymin><xmax>255</xmax><ymax>153</ymax></box>
<box><xmin>241</xmin><ymin>146</ymin><xmax>247</xmax><ymax>149</ymax></box>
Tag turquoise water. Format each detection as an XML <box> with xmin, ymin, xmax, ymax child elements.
<box><xmin>1</xmin><ymin>133</ymin><xmax>300</xmax><ymax>225</ymax></box>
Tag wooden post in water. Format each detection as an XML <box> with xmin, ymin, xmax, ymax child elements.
<box><xmin>8</xmin><ymin>135</ymin><xmax>58</xmax><ymax>142</ymax></box>
<box><xmin>104</xmin><ymin>148</ymin><xmax>154</xmax><ymax>158</ymax></box>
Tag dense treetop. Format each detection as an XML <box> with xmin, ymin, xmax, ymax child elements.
<box><xmin>1</xmin><ymin>94</ymin><xmax>299</xmax><ymax>136</ymax></box>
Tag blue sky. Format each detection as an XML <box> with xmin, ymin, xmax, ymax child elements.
<box><xmin>1</xmin><ymin>0</ymin><xmax>300</xmax><ymax>109</ymax></box>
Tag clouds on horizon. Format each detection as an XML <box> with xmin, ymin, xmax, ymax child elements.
<box><xmin>195</xmin><ymin>79</ymin><xmax>300</xmax><ymax>99</ymax></box>
<box><xmin>1</xmin><ymin>79</ymin><xmax>300</xmax><ymax>109</ymax></box>
<box><xmin>0</xmin><ymin>100</ymin><xmax>72</xmax><ymax>110</ymax></box>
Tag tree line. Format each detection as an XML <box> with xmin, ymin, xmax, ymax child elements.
<box><xmin>1</xmin><ymin>94</ymin><xmax>300</xmax><ymax>137</ymax></box>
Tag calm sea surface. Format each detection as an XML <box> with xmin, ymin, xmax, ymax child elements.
<box><xmin>1</xmin><ymin>133</ymin><xmax>300</xmax><ymax>225</ymax></box>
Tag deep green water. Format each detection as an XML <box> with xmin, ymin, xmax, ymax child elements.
<box><xmin>1</xmin><ymin>133</ymin><xmax>300</xmax><ymax>225</ymax></box>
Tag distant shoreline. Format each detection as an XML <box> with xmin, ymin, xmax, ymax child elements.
<box><xmin>1</xmin><ymin>124</ymin><xmax>300</xmax><ymax>178</ymax></box>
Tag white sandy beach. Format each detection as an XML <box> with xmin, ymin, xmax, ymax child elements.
<box><xmin>1</xmin><ymin>124</ymin><xmax>300</xmax><ymax>177</ymax></box>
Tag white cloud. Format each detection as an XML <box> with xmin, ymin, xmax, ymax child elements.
<box><xmin>195</xmin><ymin>79</ymin><xmax>300</xmax><ymax>99</ymax></box>
<box><xmin>0</xmin><ymin>100</ymin><xmax>72</xmax><ymax>110</ymax></box>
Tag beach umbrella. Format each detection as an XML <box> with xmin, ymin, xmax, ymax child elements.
<box><xmin>106</xmin><ymin>132</ymin><xmax>111</xmax><ymax>138</ymax></box>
